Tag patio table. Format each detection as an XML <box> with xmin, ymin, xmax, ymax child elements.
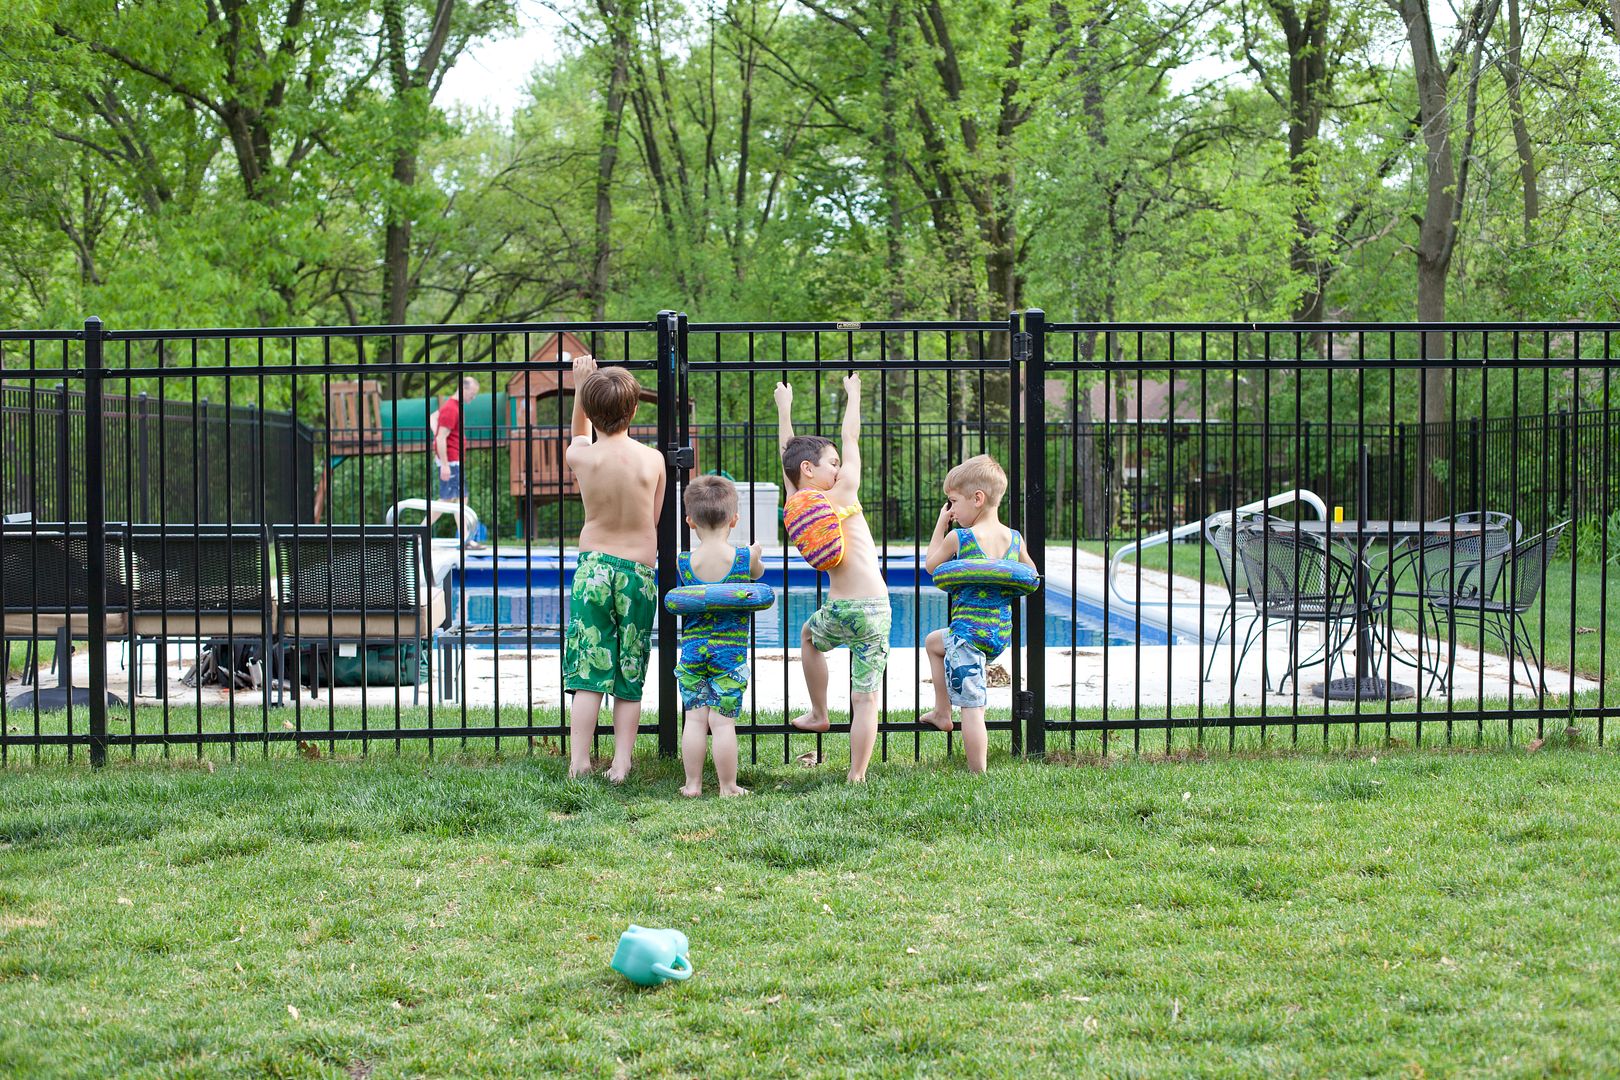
<box><xmin>1295</xmin><ymin>518</ymin><xmax>1484</xmax><ymax>701</ymax></box>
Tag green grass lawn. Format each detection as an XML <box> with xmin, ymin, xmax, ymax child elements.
<box><xmin>4</xmin><ymin>743</ymin><xmax>1620</xmax><ymax>1077</ymax></box>
<box><xmin>6</xmin><ymin>641</ymin><xmax>57</xmax><ymax>679</ymax></box>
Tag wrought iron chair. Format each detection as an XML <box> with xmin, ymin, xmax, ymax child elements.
<box><xmin>1234</xmin><ymin>522</ymin><xmax>1384</xmax><ymax>694</ymax></box>
<box><xmin>1203</xmin><ymin>511</ymin><xmax>1295</xmax><ymax>684</ymax></box>
<box><xmin>1376</xmin><ymin>516</ymin><xmax>1514</xmax><ymax>686</ymax></box>
<box><xmin>1425</xmin><ymin>520</ymin><xmax>1569</xmax><ymax>693</ymax></box>
<box><xmin>1381</xmin><ymin>511</ymin><xmax>1520</xmax><ymax>593</ymax></box>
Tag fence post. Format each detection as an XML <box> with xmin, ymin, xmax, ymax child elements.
<box><xmin>655</xmin><ymin>310</ymin><xmax>681</xmax><ymax>758</ymax></box>
<box><xmin>1558</xmin><ymin>407</ymin><xmax>1570</xmax><ymax>517</ymax></box>
<box><xmin>55</xmin><ymin>382</ymin><xmax>70</xmax><ymax>521</ymax></box>
<box><xmin>1022</xmin><ymin>309</ymin><xmax>1047</xmax><ymax>758</ymax></box>
<box><xmin>136</xmin><ymin>393</ymin><xmax>150</xmax><ymax>522</ymax></box>
<box><xmin>84</xmin><ymin>316</ymin><xmax>109</xmax><ymax>768</ymax></box>
<box><xmin>199</xmin><ymin>398</ymin><xmax>211</xmax><ymax>522</ymax></box>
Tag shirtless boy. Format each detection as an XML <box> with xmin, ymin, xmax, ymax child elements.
<box><xmin>563</xmin><ymin>354</ymin><xmax>665</xmax><ymax>782</ymax></box>
<box><xmin>776</xmin><ymin>374</ymin><xmax>890</xmax><ymax>783</ymax></box>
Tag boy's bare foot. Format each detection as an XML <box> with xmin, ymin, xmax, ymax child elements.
<box><xmin>567</xmin><ymin>761</ymin><xmax>594</xmax><ymax>779</ymax></box>
<box><xmin>679</xmin><ymin>783</ymin><xmax>703</xmax><ymax>798</ymax></box>
<box><xmin>718</xmin><ymin>784</ymin><xmax>750</xmax><ymax>797</ymax></box>
<box><xmin>605</xmin><ymin>763</ymin><xmax>632</xmax><ymax>784</ymax></box>
<box><xmin>789</xmin><ymin>711</ymin><xmax>830</xmax><ymax>733</ymax></box>
<box><xmin>846</xmin><ymin>770</ymin><xmax>867</xmax><ymax>784</ymax></box>
<box><xmin>917</xmin><ymin>708</ymin><xmax>953</xmax><ymax>732</ymax></box>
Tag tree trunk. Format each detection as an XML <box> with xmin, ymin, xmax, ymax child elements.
<box><xmin>882</xmin><ymin>0</ymin><xmax>904</xmax><ymax>323</ymax></box>
<box><xmin>880</xmin><ymin>0</ymin><xmax>909</xmax><ymax>499</ymax></box>
<box><xmin>1394</xmin><ymin>0</ymin><xmax>1498</xmax><ymax>515</ymax></box>
<box><xmin>1077</xmin><ymin>335</ymin><xmax>1105</xmax><ymax>539</ymax></box>
<box><xmin>1502</xmin><ymin>0</ymin><xmax>1538</xmax><ymax>233</ymax></box>
<box><xmin>1417</xmin><ymin>265</ymin><xmax>1450</xmax><ymax>516</ymax></box>
<box><xmin>379</xmin><ymin>0</ymin><xmax>458</xmax><ymax>337</ymax></box>
<box><xmin>592</xmin><ymin>3</ymin><xmax>632</xmax><ymax>320</ymax></box>
<box><xmin>382</xmin><ymin>151</ymin><xmax>414</xmax><ymax>327</ymax></box>
<box><xmin>1279</xmin><ymin>1</ymin><xmax>1331</xmax><ymax>345</ymax></box>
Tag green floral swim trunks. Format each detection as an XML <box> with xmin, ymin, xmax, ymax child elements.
<box><xmin>563</xmin><ymin>551</ymin><xmax>658</xmax><ymax>701</ymax></box>
<box><xmin>803</xmin><ymin>597</ymin><xmax>892</xmax><ymax>695</ymax></box>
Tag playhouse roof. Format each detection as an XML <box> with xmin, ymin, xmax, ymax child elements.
<box><xmin>505</xmin><ymin>332</ymin><xmax>656</xmax><ymax>403</ymax></box>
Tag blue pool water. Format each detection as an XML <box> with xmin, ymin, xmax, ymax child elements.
<box><xmin>442</xmin><ymin>552</ymin><xmax>1177</xmax><ymax>647</ymax></box>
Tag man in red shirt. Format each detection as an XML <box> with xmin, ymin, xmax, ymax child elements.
<box><xmin>433</xmin><ymin>376</ymin><xmax>483</xmax><ymax>546</ymax></box>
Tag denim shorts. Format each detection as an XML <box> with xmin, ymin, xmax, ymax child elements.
<box><xmin>438</xmin><ymin>461</ymin><xmax>465</xmax><ymax>501</ymax></box>
<box><xmin>944</xmin><ymin>631</ymin><xmax>988</xmax><ymax>709</ymax></box>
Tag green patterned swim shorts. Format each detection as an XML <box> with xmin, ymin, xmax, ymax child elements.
<box><xmin>803</xmin><ymin>597</ymin><xmax>892</xmax><ymax>695</ymax></box>
<box><xmin>563</xmin><ymin>551</ymin><xmax>658</xmax><ymax>702</ymax></box>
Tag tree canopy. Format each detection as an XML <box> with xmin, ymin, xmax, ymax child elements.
<box><xmin>0</xmin><ymin>0</ymin><xmax>1616</xmax><ymax>333</ymax></box>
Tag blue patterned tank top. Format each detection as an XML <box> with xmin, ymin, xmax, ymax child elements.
<box><xmin>676</xmin><ymin>547</ymin><xmax>754</xmax><ymax>650</ymax></box>
<box><xmin>946</xmin><ymin>528</ymin><xmax>1022</xmax><ymax>657</ymax></box>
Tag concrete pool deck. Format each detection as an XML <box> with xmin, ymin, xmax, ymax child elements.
<box><xmin>6</xmin><ymin>545</ymin><xmax>1595</xmax><ymax>715</ymax></box>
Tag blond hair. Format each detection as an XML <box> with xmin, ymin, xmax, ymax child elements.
<box><xmin>944</xmin><ymin>454</ymin><xmax>1008</xmax><ymax>507</ymax></box>
<box><xmin>684</xmin><ymin>474</ymin><xmax>738</xmax><ymax>529</ymax></box>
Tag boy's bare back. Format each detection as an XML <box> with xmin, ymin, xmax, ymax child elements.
<box><xmin>568</xmin><ymin>437</ymin><xmax>664</xmax><ymax>566</ymax></box>
<box><xmin>567</xmin><ymin>355</ymin><xmax>666</xmax><ymax>567</ymax></box>
<box><xmin>823</xmin><ymin>496</ymin><xmax>885</xmax><ymax>600</ymax></box>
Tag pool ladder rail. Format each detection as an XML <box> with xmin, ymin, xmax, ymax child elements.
<box><xmin>1104</xmin><ymin>488</ymin><xmax>1328</xmax><ymax>641</ymax></box>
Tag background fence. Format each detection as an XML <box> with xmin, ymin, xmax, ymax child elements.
<box><xmin>2</xmin><ymin>383</ymin><xmax>315</xmax><ymax>525</ymax></box>
<box><xmin>0</xmin><ymin>314</ymin><xmax>1616</xmax><ymax>767</ymax></box>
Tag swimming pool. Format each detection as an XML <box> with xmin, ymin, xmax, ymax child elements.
<box><xmin>441</xmin><ymin>552</ymin><xmax>1178</xmax><ymax>648</ymax></box>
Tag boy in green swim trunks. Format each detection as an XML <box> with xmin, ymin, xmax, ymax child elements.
<box><xmin>563</xmin><ymin>354</ymin><xmax>665</xmax><ymax>782</ymax></box>
<box><xmin>776</xmin><ymin>374</ymin><xmax>891</xmax><ymax>783</ymax></box>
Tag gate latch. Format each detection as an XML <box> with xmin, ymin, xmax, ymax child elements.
<box><xmin>667</xmin><ymin>445</ymin><xmax>696</xmax><ymax>470</ymax></box>
<box><xmin>1014</xmin><ymin>690</ymin><xmax>1035</xmax><ymax>721</ymax></box>
<box><xmin>1012</xmin><ymin>332</ymin><xmax>1033</xmax><ymax>363</ymax></box>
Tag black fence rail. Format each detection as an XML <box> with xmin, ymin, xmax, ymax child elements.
<box><xmin>0</xmin><ymin>315</ymin><xmax>1615</xmax><ymax>768</ymax></box>
<box><xmin>317</xmin><ymin>419</ymin><xmax>1018</xmax><ymax>546</ymax></box>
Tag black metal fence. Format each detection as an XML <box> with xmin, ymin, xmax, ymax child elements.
<box><xmin>0</xmin><ymin>315</ymin><xmax>1616</xmax><ymax>767</ymax></box>
<box><xmin>2</xmin><ymin>382</ymin><xmax>315</xmax><ymax>525</ymax></box>
<box><xmin>1047</xmin><ymin>410</ymin><xmax>1620</xmax><ymax>542</ymax></box>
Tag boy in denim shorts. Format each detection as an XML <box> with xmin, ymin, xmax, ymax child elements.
<box><xmin>920</xmin><ymin>455</ymin><xmax>1038</xmax><ymax>773</ymax></box>
<box><xmin>562</xmin><ymin>354</ymin><xmax>665</xmax><ymax>783</ymax></box>
<box><xmin>775</xmin><ymin>374</ymin><xmax>891</xmax><ymax>783</ymax></box>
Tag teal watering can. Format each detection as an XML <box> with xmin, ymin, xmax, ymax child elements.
<box><xmin>610</xmin><ymin>925</ymin><xmax>693</xmax><ymax>987</ymax></box>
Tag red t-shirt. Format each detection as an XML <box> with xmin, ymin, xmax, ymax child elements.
<box><xmin>436</xmin><ymin>397</ymin><xmax>463</xmax><ymax>463</ymax></box>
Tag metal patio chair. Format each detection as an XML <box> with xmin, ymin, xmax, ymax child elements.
<box><xmin>1380</xmin><ymin>510</ymin><xmax>1521</xmax><ymax>595</ymax></box>
<box><xmin>1</xmin><ymin>524</ymin><xmax>130</xmax><ymax>706</ymax></box>
<box><xmin>1234</xmin><ymin>522</ymin><xmax>1385</xmax><ymax>694</ymax></box>
<box><xmin>1425</xmin><ymin>520</ymin><xmax>1569</xmax><ymax>693</ymax></box>
<box><xmin>1376</xmin><ymin>515</ymin><xmax>1514</xmax><ymax>687</ymax></box>
<box><xmin>1202</xmin><ymin>510</ymin><xmax>1296</xmax><ymax>684</ymax></box>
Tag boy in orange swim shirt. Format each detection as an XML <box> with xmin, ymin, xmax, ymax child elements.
<box><xmin>775</xmin><ymin>375</ymin><xmax>890</xmax><ymax>783</ymax></box>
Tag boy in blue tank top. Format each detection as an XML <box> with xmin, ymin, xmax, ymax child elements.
<box><xmin>920</xmin><ymin>455</ymin><xmax>1038</xmax><ymax>773</ymax></box>
<box><xmin>675</xmin><ymin>475</ymin><xmax>765</xmax><ymax>797</ymax></box>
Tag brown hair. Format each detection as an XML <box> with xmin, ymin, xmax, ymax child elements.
<box><xmin>684</xmin><ymin>474</ymin><xmax>738</xmax><ymax>530</ymax></box>
<box><xmin>580</xmin><ymin>367</ymin><xmax>641</xmax><ymax>434</ymax></box>
<box><xmin>944</xmin><ymin>454</ymin><xmax>1008</xmax><ymax>507</ymax></box>
<box><xmin>782</xmin><ymin>435</ymin><xmax>834</xmax><ymax>486</ymax></box>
